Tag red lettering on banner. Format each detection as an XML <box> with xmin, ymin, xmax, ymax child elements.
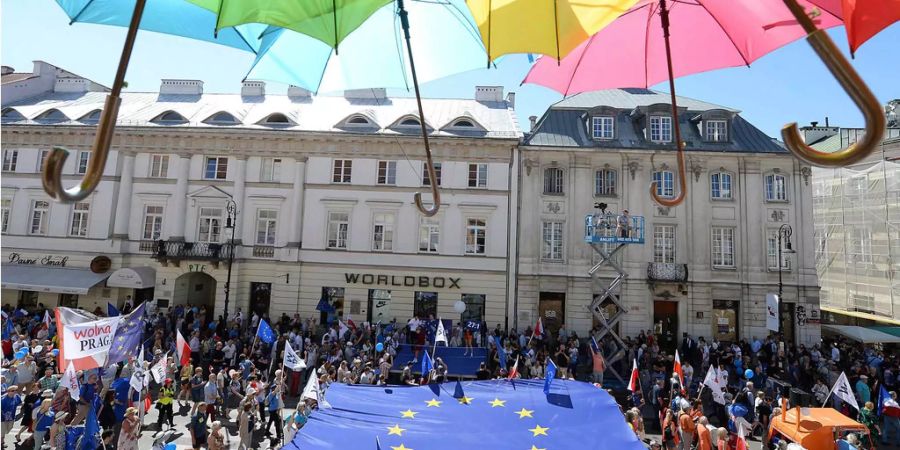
<box><xmin>73</xmin><ymin>324</ymin><xmax>113</xmax><ymax>339</ymax></box>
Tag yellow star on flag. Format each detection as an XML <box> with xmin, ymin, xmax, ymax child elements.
<box><xmin>425</xmin><ymin>399</ymin><xmax>442</xmax><ymax>407</ymax></box>
<box><xmin>400</xmin><ymin>409</ymin><xmax>418</xmax><ymax>419</ymax></box>
<box><xmin>529</xmin><ymin>425</ymin><xmax>550</xmax><ymax>437</ymax></box>
<box><xmin>529</xmin><ymin>446</ymin><xmax>546</xmax><ymax>450</ymax></box>
<box><xmin>387</xmin><ymin>424</ymin><xmax>406</xmax><ymax>436</ymax></box>
<box><xmin>391</xmin><ymin>445</ymin><xmax>413</xmax><ymax>450</ymax></box>
<box><xmin>515</xmin><ymin>408</ymin><xmax>534</xmax><ymax>418</ymax></box>
<box><xmin>489</xmin><ymin>398</ymin><xmax>506</xmax><ymax>407</ymax></box>
<box><xmin>458</xmin><ymin>396</ymin><xmax>474</xmax><ymax>405</ymax></box>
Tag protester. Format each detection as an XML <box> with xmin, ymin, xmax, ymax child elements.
<box><xmin>118</xmin><ymin>407</ymin><xmax>140</xmax><ymax>450</ymax></box>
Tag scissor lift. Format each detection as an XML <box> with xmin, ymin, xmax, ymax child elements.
<box><xmin>584</xmin><ymin>212</ymin><xmax>644</xmax><ymax>384</ymax></box>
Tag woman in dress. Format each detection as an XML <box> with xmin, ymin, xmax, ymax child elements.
<box><xmin>237</xmin><ymin>403</ymin><xmax>253</xmax><ymax>450</ymax></box>
<box><xmin>16</xmin><ymin>383</ymin><xmax>40</xmax><ymax>441</ymax></box>
<box><xmin>117</xmin><ymin>407</ymin><xmax>140</xmax><ymax>450</ymax></box>
<box><xmin>858</xmin><ymin>401</ymin><xmax>881</xmax><ymax>448</ymax></box>
<box><xmin>207</xmin><ymin>421</ymin><xmax>225</xmax><ymax>450</ymax></box>
<box><xmin>48</xmin><ymin>412</ymin><xmax>68</xmax><ymax>450</ymax></box>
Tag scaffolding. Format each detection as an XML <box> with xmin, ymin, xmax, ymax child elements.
<box><xmin>584</xmin><ymin>212</ymin><xmax>644</xmax><ymax>383</ymax></box>
<box><xmin>812</xmin><ymin>144</ymin><xmax>900</xmax><ymax>323</ymax></box>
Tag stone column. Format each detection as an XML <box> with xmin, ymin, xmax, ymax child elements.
<box><xmin>287</xmin><ymin>157</ymin><xmax>307</xmax><ymax>247</ymax></box>
<box><xmin>170</xmin><ymin>154</ymin><xmax>191</xmax><ymax>240</ymax></box>
<box><xmin>112</xmin><ymin>153</ymin><xmax>135</xmax><ymax>239</ymax></box>
<box><xmin>232</xmin><ymin>156</ymin><xmax>247</xmax><ymax>244</ymax></box>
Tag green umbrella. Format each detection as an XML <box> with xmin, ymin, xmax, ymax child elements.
<box><xmin>187</xmin><ymin>0</ymin><xmax>391</xmax><ymax>49</ymax></box>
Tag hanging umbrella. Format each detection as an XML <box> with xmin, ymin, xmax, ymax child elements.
<box><xmin>840</xmin><ymin>0</ymin><xmax>900</xmax><ymax>56</ymax></box>
<box><xmin>523</xmin><ymin>0</ymin><xmax>883</xmax><ymax>206</ymax></box>
<box><xmin>43</xmin><ymin>0</ymin><xmax>487</xmax><ymax>217</ymax></box>
<box><xmin>465</xmin><ymin>0</ymin><xmax>640</xmax><ymax>62</ymax></box>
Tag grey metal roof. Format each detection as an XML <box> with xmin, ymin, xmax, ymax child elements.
<box><xmin>1</xmin><ymin>91</ymin><xmax>521</xmax><ymax>139</ymax></box>
<box><xmin>525</xmin><ymin>88</ymin><xmax>783</xmax><ymax>153</ymax></box>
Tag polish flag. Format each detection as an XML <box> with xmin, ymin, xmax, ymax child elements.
<box><xmin>43</xmin><ymin>310</ymin><xmax>51</xmax><ymax>331</ymax></box>
<box><xmin>534</xmin><ymin>317</ymin><xmax>544</xmax><ymax>338</ymax></box>
<box><xmin>674</xmin><ymin>350</ymin><xmax>685</xmax><ymax>394</ymax></box>
<box><xmin>176</xmin><ymin>329</ymin><xmax>191</xmax><ymax>366</ymax></box>
<box><xmin>508</xmin><ymin>357</ymin><xmax>519</xmax><ymax>380</ymax></box>
<box><xmin>627</xmin><ymin>359</ymin><xmax>640</xmax><ymax>392</ymax></box>
<box><xmin>735</xmin><ymin>422</ymin><xmax>748</xmax><ymax>450</ymax></box>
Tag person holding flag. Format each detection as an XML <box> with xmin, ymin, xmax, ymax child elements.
<box><xmin>590</xmin><ymin>337</ymin><xmax>606</xmax><ymax>386</ymax></box>
<box><xmin>421</xmin><ymin>350</ymin><xmax>434</xmax><ymax>383</ymax></box>
<box><xmin>673</xmin><ymin>350</ymin><xmax>686</xmax><ymax>395</ymax></box>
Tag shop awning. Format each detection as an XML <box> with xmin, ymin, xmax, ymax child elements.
<box><xmin>106</xmin><ymin>266</ymin><xmax>156</xmax><ymax>289</ymax></box>
<box><xmin>1</xmin><ymin>264</ymin><xmax>111</xmax><ymax>295</ymax></box>
<box><xmin>868</xmin><ymin>326</ymin><xmax>900</xmax><ymax>338</ymax></box>
<box><xmin>821</xmin><ymin>324</ymin><xmax>900</xmax><ymax>344</ymax></box>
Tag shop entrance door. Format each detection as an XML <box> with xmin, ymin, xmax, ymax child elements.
<box><xmin>653</xmin><ymin>300</ymin><xmax>679</xmax><ymax>353</ymax></box>
<box><xmin>779</xmin><ymin>302</ymin><xmax>796</xmax><ymax>344</ymax></box>
<box><xmin>539</xmin><ymin>292</ymin><xmax>565</xmax><ymax>341</ymax></box>
<box><xmin>250</xmin><ymin>282</ymin><xmax>272</xmax><ymax>318</ymax></box>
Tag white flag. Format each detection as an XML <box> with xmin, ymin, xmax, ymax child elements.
<box><xmin>130</xmin><ymin>347</ymin><xmax>148</xmax><ymax>392</ymax></box>
<box><xmin>703</xmin><ymin>366</ymin><xmax>726</xmax><ymax>405</ymax></box>
<box><xmin>435</xmin><ymin>319</ymin><xmax>448</xmax><ymax>346</ymax></box>
<box><xmin>828</xmin><ymin>372</ymin><xmax>859</xmax><ymax>411</ymax></box>
<box><xmin>766</xmin><ymin>293</ymin><xmax>780</xmax><ymax>332</ymax></box>
<box><xmin>150</xmin><ymin>353</ymin><xmax>168</xmax><ymax>383</ymax></box>
<box><xmin>283</xmin><ymin>342</ymin><xmax>307</xmax><ymax>371</ymax></box>
<box><xmin>338</xmin><ymin>320</ymin><xmax>349</xmax><ymax>339</ymax></box>
<box><xmin>61</xmin><ymin>361</ymin><xmax>81</xmax><ymax>401</ymax></box>
<box><xmin>301</xmin><ymin>373</ymin><xmax>331</xmax><ymax>408</ymax></box>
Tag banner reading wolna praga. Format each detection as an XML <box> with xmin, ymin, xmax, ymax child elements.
<box><xmin>57</xmin><ymin>307</ymin><xmax>120</xmax><ymax>370</ymax></box>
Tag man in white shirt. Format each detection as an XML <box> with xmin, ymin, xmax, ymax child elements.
<box><xmin>831</xmin><ymin>343</ymin><xmax>840</xmax><ymax>363</ymax></box>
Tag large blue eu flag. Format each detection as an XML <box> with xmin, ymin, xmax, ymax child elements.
<box><xmin>257</xmin><ymin>319</ymin><xmax>275</xmax><ymax>344</ymax></box>
<box><xmin>107</xmin><ymin>302</ymin><xmax>145</xmax><ymax>364</ymax></box>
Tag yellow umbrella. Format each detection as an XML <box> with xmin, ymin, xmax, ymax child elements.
<box><xmin>467</xmin><ymin>0</ymin><xmax>639</xmax><ymax>62</ymax></box>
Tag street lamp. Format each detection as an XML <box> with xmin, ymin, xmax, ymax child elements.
<box><xmin>777</xmin><ymin>224</ymin><xmax>796</xmax><ymax>298</ymax></box>
<box><xmin>224</xmin><ymin>199</ymin><xmax>237</xmax><ymax>320</ymax></box>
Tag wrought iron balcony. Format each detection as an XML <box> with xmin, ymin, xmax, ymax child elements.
<box><xmin>584</xmin><ymin>213</ymin><xmax>645</xmax><ymax>244</ymax></box>
<box><xmin>151</xmin><ymin>240</ymin><xmax>234</xmax><ymax>263</ymax></box>
<box><xmin>647</xmin><ymin>262</ymin><xmax>688</xmax><ymax>282</ymax></box>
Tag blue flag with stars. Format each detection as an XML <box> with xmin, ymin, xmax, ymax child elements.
<box><xmin>257</xmin><ymin>319</ymin><xmax>275</xmax><ymax>344</ymax></box>
<box><xmin>493</xmin><ymin>335</ymin><xmax>507</xmax><ymax>370</ymax></box>
<box><xmin>107</xmin><ymin>303</ymin><xmax>120</xmax><ymax>317</ymax></box>
<box><xmin>544</xmin><ymin>358</ymin><xmax>558</xmax><ymax>395</ymax></box>
<box><xmin>421</xmin><ymin>350</ymin><xmax>434</xmax><ymax>377</ymax></box>
<box><xmin>284</xmin><ymin>380</ymin><xmax>644</xmax><ymax>450</ymax></box>
<box><xmin>106</xmin><ymin>302</ymin><xmax>145</xmax><ymax>364</ymax></box>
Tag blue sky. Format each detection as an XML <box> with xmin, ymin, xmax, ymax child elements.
<box><xmin>2</xmin><ymin>0</ymin><xmax>897</xmax><ymax>137</ymax></box>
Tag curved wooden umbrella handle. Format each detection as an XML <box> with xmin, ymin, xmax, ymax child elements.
<box><xmin>649</xmin><ymin>145</ymin><xmax>687</xmax><ymax>207</ymax></box>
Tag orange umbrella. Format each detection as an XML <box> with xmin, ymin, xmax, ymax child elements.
<box><xmin>843</xmin><ymin>0</ymin><xmax>900</xmax><ymax>55</ymax></box>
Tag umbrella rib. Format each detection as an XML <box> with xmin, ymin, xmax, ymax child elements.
<box><xmin>333</xmin><ymin>0</ymin><xmax>340</xmax><ymax>54</ymax></box>
<box><xmin>486</xmin><ymin>0</ymin><xmax>493</xmax><ymax>68</ymax></box>
<box><xmin>563</xmin><ymin>32</ymin><xmax>600</xmax><ymax>97</ymax></box>
<box><xmin>69</xmin><ymin>0</ymin><xmax>98</xmax><ymax>25</ymax></box>
<box><xmin>695</xmin><ymin>0</ymin><xmax>750</xmax><ymax>67</ymax></box>
<box><xmin>554</xmin><ymin>0</ymin><xmax>561</xmax><ymax>63</ymax></box>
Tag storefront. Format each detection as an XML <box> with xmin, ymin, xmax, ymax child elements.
<box><xmin>106</xmin><ymin>266</ymin><xmax>157</xmax><ymax>306</ymax></box>
<box><xmin>1</xmin><ymin>252</ymin><xmax>116</xmax><ymax>311</ymax></box>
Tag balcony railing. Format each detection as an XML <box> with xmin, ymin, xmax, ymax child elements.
<box><xmin>584</xmin><ymin>213</ymin><xmax>645</xmax><ymax>244</ymax></box>
<box><xmin>152</xmin><ymin>240</ymin><xmax>234</xmax><ymax>262</ymax></box>
<box><xmin>647</xmin><ymin>262</ymin><xmax>688</xmax><ymax>282</ymax></box>
<box><xmin>252</xmin><ymin>245</ymin><xmax>275</xmax><ymax>258</ymax></box>
<box><xmin>138</xmin><ymin>240</ymin><xmax>157</xmax><ymax>253</ymax></box>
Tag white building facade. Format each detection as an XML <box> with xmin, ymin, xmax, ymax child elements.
<box><xmin>1</xmin><ymin>73</ymin><xmax>520</xmax><ymax>328</ymax></box>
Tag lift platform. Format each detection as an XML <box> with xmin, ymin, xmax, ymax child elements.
<box><xmin>584</xmin><ymin>213</ymin><xmax>644</xmax><ymax>386</ymax></box>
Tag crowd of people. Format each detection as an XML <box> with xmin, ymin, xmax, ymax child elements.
<box><xmin>2</xmin><ymin>301</ymin><xmax>900</xmax><ymax>450</ymax></box>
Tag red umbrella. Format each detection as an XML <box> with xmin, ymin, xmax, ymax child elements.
<box><xmin>842</xmin><ymin>0</ymin><xmax>900</xmax><ymax>55</ymax></box>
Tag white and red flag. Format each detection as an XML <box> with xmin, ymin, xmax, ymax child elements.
<box><xmin>627</xmin><ymin>359</ymin><xmax>640</xmax><ymax>392</ymax></box>
<box><xmin>176</xmin><ymin>329</ymin><xmax>191</xmax><ymax>366</ymax></box>
<box><xmin>60</xmin><ymin>360</ymin><xmax>81</xmax><ymax>401</ymax></box>
<box><xmin>674</xmin><ymin>350</ymin><xmax>686</xmax><ymax>394</ymax></box>
<box><xmin>508</xmin><ymin>357</ymin><xmax>519</xmax><ymax>380</ymax></box>
<box><xmin>56</xmin><ymin>307</ymin><xmax>120</xmax><ymax>371</ymax></box>
<box><xmin>534</xmin><ymin>317</ymin><xmax>544</xmax><ymax>338</ymax></box>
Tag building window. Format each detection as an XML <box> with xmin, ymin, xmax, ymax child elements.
<box><xmin>69</xmin><ymin>202</ymin><xmax>90</xmax><ymax>237</ymax></box>
<box><xmin>255</xmin><ymin>209</ymin><xmax>278</xmax><ymax>245</ymax></box>
<box><xmin>653</xmin><ymin>171</ymin><xmax>675</xmax><ymax>198</ymax></box>
<box><xmin>465</xmin><ymin>218</ymin><xmax>486</xmax><ymax>255</ymax></box>
<box><xmin>260</xmin><ymin>158</ymin><xmax>282</xmax><ymax>182</ymax></box>
<box><xmin>30</xmin><ymin>200</ymin><xmax>50</xmax><ymax>235</ymax></box>
<box><xmin>18</xmin><ymin>291</ymin><xmax>38</xmax><ymax>309</ymax></box>
<box><xmin>332</xmin><ymin>159</ymin><xmax>352</xmax><ymax>183</ymax></box>
<box><xmin>649</xmin><ymin>116</ymin><xmax>673</xmax><ymax>142</ymax></box>
<box><xmin>414</xmin><ymin>291</ymin><xmax>438</xmax><ymax>319</ymax></box>
<box><xmin>77</xmin><ymin>151</ymin><xmax>91</xmax><ymax>175</ymax></box>
<box><xmin>423</xmin><ymin>162</ymin><xmax>442</xmax><ymax>186</ymax></box>
<box><xmin>150</xmin><ymin>154</ymin><xmax>169</xmax><ymax>178</ymax></box>
<box><xmin>543</xmin><ymin>168</ymin><xmax>564</xmax><ymax>194</ymax></box>
<box><xmin>367</xmin><ymin>289</ymin><xmax>392</xmax><ymax>324</ymax></box>
<box><xmin>142</xmin><ymin>205</ymin><xmax>164</xmax><ymax>240</ymax></box>
<box><xmin>595</xmin><ymin>169</ymin><xmax>617</xmax><ymax>196</ymax></box>
<box><xmin>327</xmin><ymin>211</ymin><xmax>349</xmax><ymax>249</ymax></box>
<box><xmin>320</xmin><ymin>287</ymin><xmax>344</xmax><ymax>325</ymax></box>
<box><xmin>814</xmin><ymin>226</ymin><xmax>827</xmax><ymax>261</ymax></box>
<box><xmin>705</xmin><ymin>120</ymin><xmax>728</xmax><ymax>142</ymax></box>
<box><xmin>419</xmin><ymin>218</ymin><xmax>440</xmax><ymax>253</ymax></box>
<box><xmin>765</xmin><ymin>173</ymin><xmax>787</xmax><ymax>201</ymax></box>
<box><xmin>204</xmin><ymin>157</ymin><xmax>228</xmax><ymax>180</ymax></box>
<box><xmin>653</xmin><ymin>225</ymin><xmax>675</xmax><ymax>263</ymax></box>
<box><xmin>710</xmin><ymin>172</ymin><xmax>733</xmax><ymax>199</ymax></box>
<box><xmin>198</xmin><ymin>207</ymin><xmax>223</xmax><ymax>243</ymax></box>
<box><xmin>37</xmin><ymin>150</ymin><xmax>48</xmax><ymax>170</ymax></box>
<box><xmin>460</xmin><ymin>293</ymin><xmax>485</xmax><ymax>323</ymax></box>
<box><xmin>1</xmin><ymin>199</ymin><xmax>10</xmax><ymax>234</ymax></box>
<box><xmin>542</xmin><ymin>221</ymin><xmax>564</xmax><ymax>262</ymax></box>
<box><xmin>372</xmin><ymin>213</ymin><xmax>394</xmax><ymax>251</ymax></box>
<box><xmin>2</xmin><ymin>150</ymin><xmax>18</xmax><ymax>172</ymax></box>
<box><xmin>59</xmin><ymin>294</ymin><xmax>79</xmax><ymax>308</ymax></box>
<box><xmin>849</xmin><ymin>227</ymin><xmax>873</xmax><ymax>264</ymax></box>
<box><xmin>766</xmin><ymin>231</ymin><xmax>790</xmax><ymax>270</ymax></box>
<box><xmin>711</xmin><ymin>227</ymin><xmax>735</xmax><ymax>268</ymax></box>
<box><xmin>591</xmin><ymin>116</ymin><xmax>614</xmax><ymax>139</ymax></box>
<box><xmin>468</xmin><ymin>163</ymin><xmax>488</xmax><ymax>188</ymax></box>
<box><xmin>377</xmin><ymin>161</ymin><xmax>397</xmax><ymax>185</ymax></box>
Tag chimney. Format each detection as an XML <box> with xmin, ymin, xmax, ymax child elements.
<box><xmin>529</xmin><ymin>115</ymin><xmax>537</xmax><ymax>131</ymax></box>
<box><xmin>241</xmin><ymin>80</ymin><xmax>265</xmax><ymax>96</ymax></box>
<box><xmin>0</xmin><ymin>66</ymin><xmax>13</xmax><ymax>76</ymax></box>
<box><xmin>506</xmin><ymin>92</ymin><xmax>516</xmax><ymax>108</ymax></box>
<box><xmin>160</xmin><ymin>79</ymin><xmax>203</xmax><ymax>95</ymax></box>
<box><xmin>825</xmin><ymin>116</ymin><xmax>829</xmax><ymax>127</ymax></box>
<box><xmin>54</xmin><ymin>78</ymin><xmax>89</xmax><ymax>93</ymax></box>
<box><xmin>343</xmin><ymin>88</ymin><xmax>386</xmax><ymax>100</ymax></box>
<box><xmin>475</xmin><ymin>86</ymin><xmax>503</xmax><ymax>102</ymax></box>
<box><xmin>287</xmin><ymin>85</ymin><xmax>311</xmax><ymax>98</ymax></box>
<box><xmin>810</xmin><ymin>121</ymin><xmax>818</xmax><ymax>127</ymax></box>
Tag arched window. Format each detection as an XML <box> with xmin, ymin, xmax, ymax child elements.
<box><xmin>653</xmin><ymin>171</ymin><xmax>674</xmax><ymax>198</ymax></box>
<box><xmin>348</xmin><ymin>116</ymin><xmax>370</xmax><ymax>124</ymax></box>
<box><xmin>452</xmin><ymin>119</ymin><xmax>474</xmax><ymax>127</ymax></box>
<box><xmin>543</xmin><ymin>167</ymin><xmax>564</xmax><ymax>194</ymax></box>
<box><xmin>400</xmin><ymin>117</ymin><xmax>421</xmax><ymax>126</ymax></box>
<box><xmin>595</xmin><ymin>169</ymin><xmax>617</xmax><ymax>196</ymax></box>
<box><xmin>206</xmin><ymin>111</ymin><xmax>239</xmax><ymax>124</ymax></box>
<box><xmin>1</xmin><ymin>108</ymin><xmax>25</xmax><ymax>121</ymax></box>
<box><xmin>262</xmin><ymin>113</ymin><xmax>290</xmax><ymax>124</ymax></box>
<box><xmin>153</xmin><ymin>111</ymin><xmax>187</xmax><ymax>123</ymax></box>
<box><xmin>37</xmin><ymin>109</ymin><xmax>68</xmax><ymax>121</ymax></box>
<box><xmin>80</xmin><ymin>109</ymin><xmax>102</xmax><ymax>122</ymax></box>
<box><xmin>710</xmin><ymin>172</ymin><xmax>733</xmax><ymax>199</ymax></box>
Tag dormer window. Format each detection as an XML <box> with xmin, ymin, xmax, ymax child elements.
<box><xmin>80</xmin><ymin>109</ymin><xmax>102</xmax><ymax>123</ymax></box>
<box><xmin>705</xmin><ymin>120</ymin><xmax>728</xmax><ymax>142</ymax></box>
<box><xmin>591</xmin><ymin>116</ymin><xmax>614</xmax><ymax>139</ymax></box>
<box><xmin>400</xmin><ymin>117</ymin><xmax>421</xmax><ymax>127</ymax></box>
<box><xmin>153</xmin><ymin>111</ymin><xmax>187</xmax><ymax>124</ymax></box>
<box><xmin>36</xmin><ymin>109</ymin><xmax>68</xmax><ymax>121</ymax></box>
<box><xmin>649</xmin><ymin>116</ymin><xmax>672</xmax><ymax>142</ymax></box>
<box><xmin>452</xmin><ymin>119</ymin><xmax>474</xmax><ymax>127</ymax></box>
<box><xmin>262</xmin><ymin>113</ymin><xmax>291</xmax><ymax>125</ymax></box>
<box><xmin>349</xmin><ymin>116</ymin><xmax>371</xmax><ymax>125</ymax></box>
<box><xmin>1</xmin><ymin>108</ymin><xmax>25</xmax><ymax>121</ymax></box>
<box><xmin>205</xmin><ymin>111</ymin><xmax>239</xmax><ymax>125</ymax></box>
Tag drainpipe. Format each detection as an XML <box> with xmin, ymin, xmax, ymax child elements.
<box><xmin>512</xmin><ymin>145</ymin><xmax>524</xmax><ymax>331</ymax></box>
